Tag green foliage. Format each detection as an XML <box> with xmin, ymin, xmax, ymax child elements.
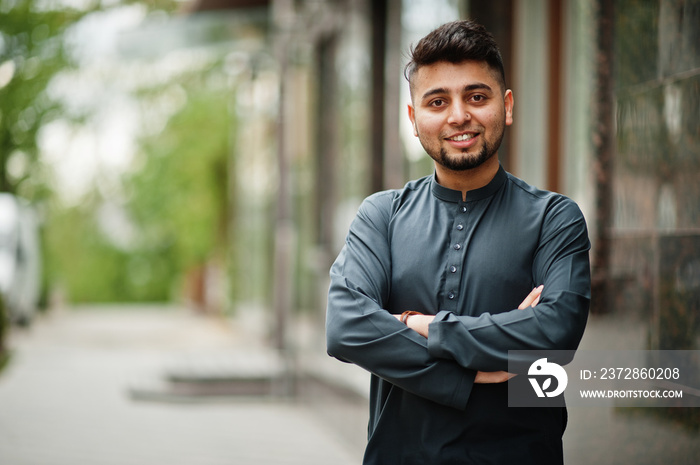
<box><xmin>1</xmin><ymin>0</ymin><xmax>92</xmax><ymax>308</ymax></box>
<box><xmin>1</xmin><ymin>0</ymin><xmax>233</xmax><ymax>304</ymax></box>
<box><xmin>0</xmin><ymin>0</ymin><xmax>87</xmax><ymax>197</ymax></box>
<box><xmin>41</xmin><ymin>63</ymin><xmax>232</xmax><ymax>303</ymax></box>
<box><xmin>122</xmin><ymin>74</ymin><xmax>232</xmax><ymax>301</ymax></box>
<box><xmin>42</xmin><ymin>193</ymin><xmax>173</xmax><ymax>302</ymax></box>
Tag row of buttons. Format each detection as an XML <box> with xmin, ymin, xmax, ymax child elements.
<box><xmin>446</xmin><ymin>206</ymin><xmax>468</xmax><ymax>302</ymax></box>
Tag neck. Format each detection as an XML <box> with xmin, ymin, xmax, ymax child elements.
<box><xmin>434</xmin><ymin>155</ymin><xmax>500</xmax><ymax>201</ymax></box>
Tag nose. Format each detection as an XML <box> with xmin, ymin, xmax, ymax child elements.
<box><xmin>447</xmin><ymin>101</ymin><xmax>470</xmax><ymax>125</ymax></box>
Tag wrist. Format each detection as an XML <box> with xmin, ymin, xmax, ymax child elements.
<box><xmin>400</xmin><ymin>311</ymin><xmax>423</xmax><ymax>324</ymax></box>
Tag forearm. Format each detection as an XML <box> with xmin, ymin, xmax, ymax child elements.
<box><xmin>426</xmin><ymin>211</ymin><xmax>592</xmax><ymax>372</ymax></box>
<box><xmin>427</xmin><ymin>287</ymin><xmax>589</xmax><ymax>371</ymax></box>
<box><xmin>397</xmin><ymin>286</ymin><xmax>544</xmax><ymax>382</ymax></box>
<box><xmin>327</xmin><ymin>277</ymin><xmax>475</xmax><ymax>409</ymax></box>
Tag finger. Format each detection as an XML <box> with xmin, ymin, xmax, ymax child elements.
<box><xmin>518</xmin><ymin>290</ymin><xmax>535</xmax><ymax>309</ymax></box>
<box><xmin>475</xmin><ymin>371</ymin><xmax>515</xmax><ymax>384</ymax></box>
<box><xmin>518</xmin><ymin>285</ymin><xmax>543</xmax><ymax>309</ymax></box>
<box><xmin>518</xmin><ymin>288</ymin><xmax>537</xmax><ymax>310</ymax></box>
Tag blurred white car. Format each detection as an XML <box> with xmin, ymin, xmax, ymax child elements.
<box><xmin>0</xmin><ymin>194</ymin><xmax>41</xmax><ymax>325</ymax></box>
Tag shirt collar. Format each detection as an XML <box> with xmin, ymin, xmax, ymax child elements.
<box><xmin>430</xmin><ymin>164</ymin><xmax>507</xmax><ymax>203</ymax></box>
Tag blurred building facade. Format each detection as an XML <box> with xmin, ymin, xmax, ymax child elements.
<box><xmin>196</xmin><ymin>0</ymin><xmax>699</xmax><ymax>348</ymax></box>
<box><xmin>179</xmin><ymin>0</ymin><xmax>699</xmax><ymax>458</ymax></box>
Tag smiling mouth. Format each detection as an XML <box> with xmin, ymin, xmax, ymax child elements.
<box><xmin>447</xmin><ymin>133</ymin><xmax>477</xmax><ymax>142</ymax></box>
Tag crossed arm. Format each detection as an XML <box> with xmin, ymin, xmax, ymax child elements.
<box><xmin>394</xmin><ymin>285</ymin><xmax>543</xmax><ymax>383</ymax></box>
<box><xmin>326</xmin><ymin>192</ymin><xmax>590</xmax><ymax>408</ymax></box>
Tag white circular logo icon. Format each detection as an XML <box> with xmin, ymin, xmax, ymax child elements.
<box><xmin>528</xmin><ymin>358</ymin><xmax>568</xmax><ymax>398</ymax></box>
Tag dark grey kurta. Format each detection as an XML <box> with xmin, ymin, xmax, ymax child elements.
<box><xmin>326</xmin><ymin>166</ymin><xmax>591</xmax><ymax>464</ymax></box>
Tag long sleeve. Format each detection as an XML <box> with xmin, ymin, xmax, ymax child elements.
<box><xmin>326</xmin><ymin>192</ymin><xmax>475</xmax><ymax>410</ymax></box>
<box><xmin>427</xmin><ymin>194</ymin><xmax>591</xmax><ymax>372</ymax></box>
<box><xmin>326</xmin><ymin>170</ymin><xmax>581</xmax><ymax>463</ymax></box>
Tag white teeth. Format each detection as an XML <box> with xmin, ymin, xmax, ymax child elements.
<box><xmin>451</xmin><ymin>134</ymin><xmax>475</xmax><ymax>141</ymax></box>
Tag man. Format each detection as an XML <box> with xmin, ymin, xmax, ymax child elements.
<box><xmin>326</xmin><ymin>20</ymin><xmax>590</xmax><ymax>464</ymax></box>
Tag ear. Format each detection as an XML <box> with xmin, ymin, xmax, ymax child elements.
<box><xmin>504</xmin><ymin>89</ymin><xmax>514</xmax><ymax>126</ymax></box>
<box><xmin>407</xmin><ymin>103</ymin><xmax>418</xmax><ymax>136</ymax></box>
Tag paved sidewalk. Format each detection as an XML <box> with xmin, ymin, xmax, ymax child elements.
<box><xmin>4</xmin><ymin>306</ymin><xmax>696</xmax><ymax>465</ymax></box>
<box><xmin>0</xmin><ymin>305</ymin><xmax>362</xmax><ymax>465</ymax></box>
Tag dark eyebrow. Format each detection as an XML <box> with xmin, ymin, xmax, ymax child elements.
<box><xmin>464</xmin><ymin>83</ymin><xmax>493</xmax><ymax>93</ymax></box>
<box><xmin>420</xmin><ymin>87</ymin><xmax>449</xmax><ymax>102</ymax></box>
<box><xmin>420</xmin><ymin>83</ymin><xmax>493</xmax><ymax>102</ymax></box>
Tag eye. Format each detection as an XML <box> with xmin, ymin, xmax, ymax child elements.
<box><xmin>429</xmin><ymin>98</ymin><xmax>446</xmax><ymax>107</ymax></box>
<box><xmin>470</xmin><ymin>94</ymin><xmax>487</xmax><ymax>103</ymax></box>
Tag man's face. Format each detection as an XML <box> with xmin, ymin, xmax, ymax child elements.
<box><xmin>408</xmin><ymin>60</ymin><xmax>514</xmax><ymax>171</ymax></box>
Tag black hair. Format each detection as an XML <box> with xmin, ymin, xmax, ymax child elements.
<box><xmin>404</xmin><ymin>20</ymin><xmax>506</xmax><ymax>92</ymax></box>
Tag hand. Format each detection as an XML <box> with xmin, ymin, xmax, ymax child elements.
<box><xmin>475</xmin><ymin>286</ymin><xmax>544</xmax><ymax>384</ymax></box>
<box><xmin>475</xmin><ymin>370</ymin><xmax>516</xmax><ymax>383</ymax></box>
<box><xmin>394</xmin><ymin>313</ymin><xmax>434</xmax><ymax>338</ymax></box>
<box><xmin>406</xmin><ymin>314</ymin><xmax>434</xmax><ymax>338</ymax></box>
<box><xmin>518</xmin><ymin>284</ymin><xmax>543</xmax><ymax>309</ymax></box>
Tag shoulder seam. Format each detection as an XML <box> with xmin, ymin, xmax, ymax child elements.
<box><xmin>505</xmin><ymin>174</ymin><xmax>569</xmax><ymax>203</ymax></box>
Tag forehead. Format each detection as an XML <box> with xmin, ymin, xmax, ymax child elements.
<box><xmin>411</xmin><ymin>60</ymin><xmax>502</xmax><ymax>99</ymax></box>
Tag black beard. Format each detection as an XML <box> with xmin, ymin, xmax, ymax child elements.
<box><xmin>436</xmin><ymin>144</ymin><xmax>492</xmax><ymax>171</ymax></box>
<box><xmin>434</xmin><ymin>129</ymin><xmax>504</xmax><ymax>171</ymax></box>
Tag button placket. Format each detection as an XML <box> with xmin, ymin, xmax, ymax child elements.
<box><xmin>442</xmin><ymin>202</ymin><xmax>468</xmax><ymax>311</ymax></box>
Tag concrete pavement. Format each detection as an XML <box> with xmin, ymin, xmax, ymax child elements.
<box><xmin>2</xmin><ymin>305</ymin><xmax>698</xmax><ymax>465</ymax></box>
<box><xmin>0</xmin><ymin>305</ymin><xmax>363</xmax><ymax>465</ymax></box>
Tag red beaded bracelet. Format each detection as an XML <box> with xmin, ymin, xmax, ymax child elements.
<box><xmin>400</xmin><ymin>311</ymin><xmax>423</xmax><ymax>324</ymax></box>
